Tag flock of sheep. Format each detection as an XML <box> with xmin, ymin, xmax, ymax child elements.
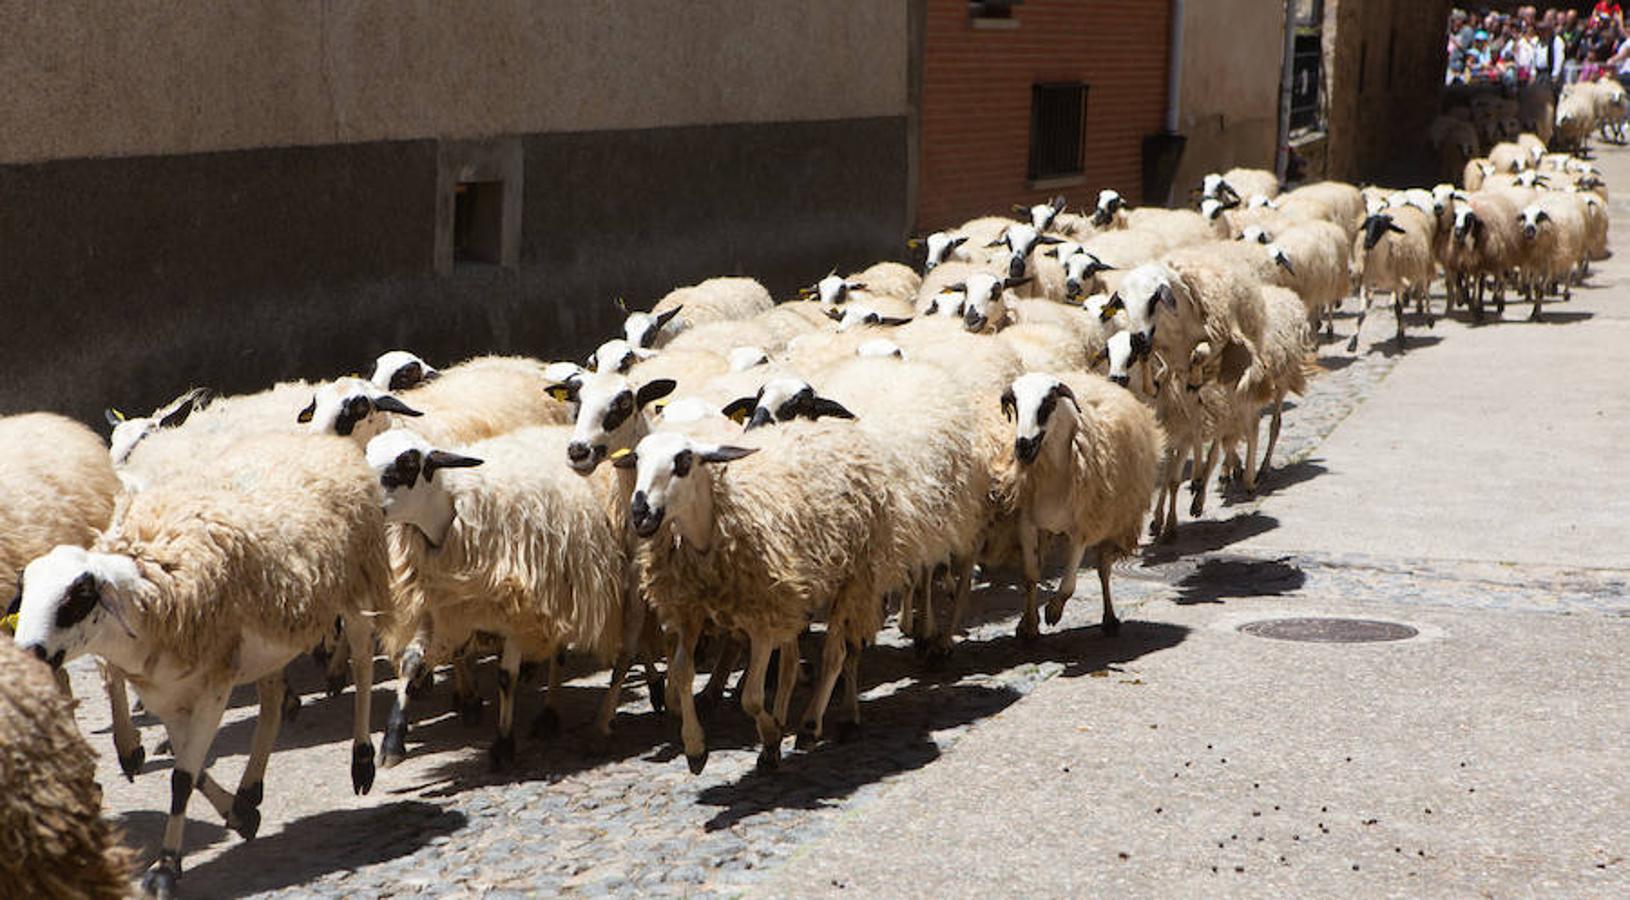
<box><xmin>0</xmin><ymin>135</ymin><xmax>1611</xmax><ymax>896</ymax></box>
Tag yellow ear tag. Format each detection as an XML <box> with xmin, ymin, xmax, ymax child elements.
<box><xmin>907</xmin><ymin>238</ymin><xmax>922</xmax><ymax>249</ymax></box>
<box><xmin>650</xmin><ymin>399</ymin><xmax>669</xmax><ymax>412</ymax></box>
<box><xmin>608</xmin><ymin>448</ymin><xmax>633</xmax><ymax>462</ymax></box>
<box><xmin>728</xmin><ymin>407</ymin><xmax>748</xmax><ymax>425</ymax></box>
<box><xmin>546</xmin><ymin>387</ymin><xmax>572</xmax><ymax>402</ymax></box>
<box><xmin>111</xmin><ymin>408</ymin><xmax>126</xmax><ymax>421</ymax></box>
<box><xmin>0</xmin><ymin>613</ymin><xmax>18</xmax><ymax>634</ymax></box>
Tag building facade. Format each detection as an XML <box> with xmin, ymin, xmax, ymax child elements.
<box><xmin>1</xmin><ymin>2</ymin><xmax>911</xmax><ymax>422</ymax></box>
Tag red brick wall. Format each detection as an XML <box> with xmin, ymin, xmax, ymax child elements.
<box><xmin>917</xmin><ymin>0</ymin><xmax>1172</xmax><ymax>232</ymax></box>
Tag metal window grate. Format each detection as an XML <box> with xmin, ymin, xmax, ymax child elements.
<box><xmin>1290</xmin><ymin>32</ymin><xmax>1323</xmax><ymax>133</ymax></box>
<box><xmin>1029</xmin><ymin>82</ymin><xmax>1087</xmax><ymax>181</ymax></box>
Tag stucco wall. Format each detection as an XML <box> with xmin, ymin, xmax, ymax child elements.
<box><xmin>1171</xmin><ymin>0</ymin><xmax>1287</xmax><ymax>198</ymax></box>
<box><xmin>0</xmin><ymin>1</ymin><xmax>908</xmax><ymax>164</ymax></box>
<box><xmin>1321</xmin><ymin>0</ymin><xmax>1453</xmax><ymax>183</ymax></box>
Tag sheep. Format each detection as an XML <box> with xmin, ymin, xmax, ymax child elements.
<box><xmin>1124</xmin><ymin>208</ymin><xmax>1218</xmax><ymax>249</ymax></box>
<box><xmin>624</xmin><ymin>347</ymin><xmax>730</xmax><ymax>392</ymax></box>
<box><xmin>1201</xmin><ymin>167</ymin><xmax>1280</xmax><ymax>207</ymax></box>
<box><xmin>1431</xmin><ymin>115</ymin><xmax>1483</xmax><ymax>183</ymax></box>
<box><xmin>956</xmin><ymin>271</ymin><xmax>1031</xmax><ymax>334</ymax></box>
<box><xmin>1009</xmin><ymin>297</ymin><xmax>1112</xmax><ymax>358</ymax></box>
<box><xmin>1516</xmin><ymin>132</ymin><xmax>1547</xmax><ymax>165</ymax></box>
<box><xmin>1443</xmin><ymin>190</ymin><xmax>1524</xmax><ymax>322</ymax></box>
<box><xmin>1463</xmin><ymin>158</ymin><xmax>1494</xmax><ymax>191</ymax></box>
<box><xmin>1013</xmin><ymin>195</ymin><xmax>1070</xmax><ymax>233</ymax></box>
<box><xmin>1001</xmin><ymin>372</ymin><xmax>1162</xmax><ymax>639</ymax></box>
<box><xmin>105</xmin><ymin>387</ymin><xmax>215</xmax><ymax>466</ymax></box>
<box><xmin>369</xmin><ymin>350</ymin><xmax>441</xmax><ymax>391</ymax></box>
<box><xmin>1275</xmin><ymin>182</ymin><xmax>1366</xmax><ymax>242</ymax></box>
<box><xmin>1080</xmin><ymin>228</ymin><xmax>1172</xmax><ymax>274</ymax></box>
<box><xmin>1488</xmin><ymin>141</ymin><xmax>1529</xmax><ymax>175</ymax></box>
<box><xmin>1089</xmin><ymin>189</ymin><xmax>1129</xmax><ymax>230</ymax></box>
<box><xmin>1518</xmin><ymin>82</ymin><xmax>1556</xmax><ymax>145</ymax></box>
<box><xmin>847</xmin><ymin>261</ymin><xmax>922</xmax><ymax>302</ymax></box>
<box><xmin>368</xmin><ymin>425</ymin><xmax>633</xmax><ymax>770</ymax></box>
<box><xmin>621</xmin><ymin>421</ymin><xmax>889</xmax><ymax>773</ymax></box>
<box><xmin>1591</xmin><ymin>79</ymin><xmax>1629</xmax><ymax>143</ymax></box>
<box><xmin>12</xmin><ymin>432</ymin><xmax>389</xmax><ymax>896</ymax></box>
<box><xmin>1555</xmin><ymin>86</ymin><xmax>1598</xmax><ymax>152</ymax></box>
<box><xmin>623</xmin><ymin>277</ymin><xmax>775</xmax><ymax>349</ymax></box>
<box><xmin>1114</xmin><ymin>254</ymin><xmax>1270</xmax><ymax>395</ymax></box>
<box><xmin>0</xmin><ymin>640</ymin><xmax>133</xmax><ymax>899</ymax></box>
<box><xmin>1576</xmin><ymin>190</ymin><xmax>1610</xmax><ymax>263</ymax></box>
<box><xmin>916</xmin><ymin>259</ymin><xmax>1001</xmax><ymax>307</ymax></box>
<box><xmin>1257</xmin><ymin>220</ymin><xmax>1354</xmax><ymax>335</ymax></box>
<box><xmin>824</xmin><ymin>302</ymin><xmax>917</xmax><ymax>332</ymax></box>
<box><xmin>662</xmin><ymin>318</ymin><xmax>783</xmax><ymax>356</ymax></box>
<box><xmin>1350</xmin><ymin>208</ymin><xmax>1435</xmax><ymax>351</ymax></box>
<box><xmin>911</xmin><ymin>230</ymin><xmax>976</xmax><ymax>271</ymax></box>
<box><xmin>1051</xmin><ymin>246</ymin><xmax>1120</xmax><ymax>301</ymax></box>
<box><xmin>984</xmin><ymin>222</ymin><xmax>1067</xmax><ymax>282</ymax></box>
<box><xmin>587</xmin><ymin>338</ymin><xmax>655</xmax><ymax>374</ymax></box>
<box><xmin>1516</xmin><ymin>193</ymin><xmax>1588</xmax><ymax>319</ymax></box>
<box><xmin>998</xmin><ymin>322</ymin><xmax>1093</xmax><ymax>373</ymax></box>
<box><xmin>956</xmin><ymin>215</ymin><xmax>1026</xmax><ymax>249</ymax></box>
<box><xmin>751</xmin><ymin>300</ymin><xmax>829</xmax><ymax>347</ymax></box>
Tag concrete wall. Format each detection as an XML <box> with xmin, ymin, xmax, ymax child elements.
<box><xmin>1171</xmin><ymin>0</ymin><xmax>1288</xmax><ymax>198</ymax></box>
<box><xmin>915</xmin><ymin>0</ymin><xmax>1172</xmax><ymax>230</ymax></box>
<box><xmin>0</xmin><ymin>1</ymin><xmax>907</xmax><ymax>164</ymax></box>
<box><xmin>0</xmin><ymin>4</ymin><xmax>913</xmax><ymax>423</ymax></box>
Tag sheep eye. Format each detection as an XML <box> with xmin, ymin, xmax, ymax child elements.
<box><xmin>673</xmin><ymin>450</ymin><xmax>693</xmax><ymax>478</ymax></box>
<box><xmin>382</xmin><ymin>450</ymin><xmax>423</xmax><ymax>490</ymax></box>
<box><xmin>56</xmin><ymin>573</ymin><xmax>99</xmax><ymax>629</ymax></box>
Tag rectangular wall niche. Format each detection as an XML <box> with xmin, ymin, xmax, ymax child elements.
<box><xmin>436</xmin><ymin>138</ymin><xmax>523</xmax><ymax>274</ymax></box>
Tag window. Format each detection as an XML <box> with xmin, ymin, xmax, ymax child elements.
<box><xmin>1028</xmin><ymin>82</ymin><xmax>1087</xmax><ymax>182</ymax></box>
<box><xmin>1289</xmin><ymin>0</ymin><xmax>1326</xmax><ymax>137</ymax></box>
<box><xmin>970</xmin><ymin>0</ymin><xmax>1021</xmax><ymax>20</ymax></box>
<box><xmin>453</xmin><ymin>181</ymin><xmax>504</xmax><ymax>266</ymax></box>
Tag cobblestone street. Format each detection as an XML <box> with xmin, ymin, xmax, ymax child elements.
<box><xmin>71</xmin><ymin>185</ymin><xmax>1630</xmax><ymax>895</ymax></box>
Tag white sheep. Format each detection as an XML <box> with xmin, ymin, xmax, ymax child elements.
<box><xmin>1257</xmin><ymin>220</ymin><xmax>1355</xmax><ymax>335</ymax></box>
<box><xmin>621</xmin><ymin>421</ymin><xmax>889</xmax><ymax>773</ymax></box>
<box><xmin>624</xmin><ymin>277</ymin><xmax>776</xmax><ymax>349</ymax></box>
<box><xmin>1013</xmin><ymin>195</ymin><xmax>1070</xmax><ymax>232</ymax></box>
<box><xmin>1350</xmin><ymin>208</ymin><xmax>1436</xmax><ymax>351</ymax></box>
<box><xmin>12</xmin><ymin>432</ymin><xmax>390</xmax><ymax>896</ymax></box>
<box><xmin>105</xmin><ymin>387</ymin><xmax>215</xmax><ymax>466</ymax></box>
<box><xmin>368</xmin><ymin>426</ymin><xmax>633</xmax><ymax>770</ymax></box>
<box><xmin>369</xmin><ymin>349</ymin><xmax>441</xmax><ymax>391</ymax></box>
<box><xmin>0</xmin><ymin>640</ymin><xmax>133</xmax><ymax>899</ymax></box>
<box><xmin>1124</xmin><ymin>207</ymin><xmax>1218</xmax><ymax>249</ymax></box>
<box><xmin>587</xmin><ymin>338</ymin><xmax>656</xmax><ymax>374</ymax></box>
<box><xmin>912</xmin><ymin>230</ymin><xmax>975</xmax><ymax>271</ymax></box>
<box><xmin>1555</xmin><ymin>86</ymin><xmax>1598</xmax><ymax>152</ymax></box>
<box><xmin>1516</xmin><ymin>193</ymin><xmax>1588</xmax><ymax>318</ymax></box>
<box><xmin>1488</xmin><ymin>141</ymin><xmax>1529</xmax><ymax>175</ymax></box>
<box><xmin>1443</xmin><ymin>191</ymin><xmax>1523</xmax><ymax>322</ymax></box>
<box><xmin>1201</xmin><ymin>168</ymin><xmax>1280</xmax><ymax>207</ymax></box>
<box><xmin>1002</xmin><ymin>372</ymin><xmax>1162</xmax><ymax>638</ymax></box>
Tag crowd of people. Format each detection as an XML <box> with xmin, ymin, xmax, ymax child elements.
<box><xmin>1447</xmin><ymin>4</ymin><xmax>1630</xmax><ymax>89</ymax></box>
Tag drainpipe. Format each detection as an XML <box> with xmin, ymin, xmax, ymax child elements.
<box><xmin>1166</xmin><ymin>0</ymin><xmax>1185</xmax><ymax>134</ymax></box>
<box><xmin>1276</xmin><ymin>0</ymin><xmax>1298</xmax><ymax>181</ymax></box>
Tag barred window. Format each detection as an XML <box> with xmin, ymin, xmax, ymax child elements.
<box><xmin>1028</xmin><ymin>82</ymin><xmax>1088</xmax><ymax>181</ymax></box>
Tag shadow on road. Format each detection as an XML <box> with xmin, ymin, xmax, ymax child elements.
<box><xmin>1141</xmin><ymin>511</ymin><xmax>1280</xmax><ymax>564</ymax></box>
<box><xmin>1174</xmin><ymin>555</ymin><xmax>1305</xmax><ymax>605</ymax></box>
<box><xmin>116</xmin><ymin>801</ymin><xmax>465</xmax><ymax>898</ymax></box>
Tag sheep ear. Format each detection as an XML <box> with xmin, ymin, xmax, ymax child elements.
<box><xmin>614</xmin><ymin>296</ymin><xmax>629</xmax><ymax>314</ymax></box>
<box><xmin>1004</xmin><ymin>276</ymin><xmax>1033</xmax><ymax>290</ymax></box>
<box><xmin>848</xmin><ymin>282</ymin><xmax>868</xmax><ymax>292</ymax></box>
<box><xmin>1044</xmin><ymin>247</ymin><xmax>1059</xmax><ymax>258</ymax></box>
<box><xmin>585</xmin><ymin>351</ymin><xmax>600</xmax><ymax>370</ymax></box>
<box><xmin>1100</xmin><ymin>294</ymin><xmax>1126</xmax><ymax>322</ymax></box>
<box><xmin>609</xmin><ymin>448</ymin><xmax>638</xmax><ymax>469</ymax></box>
<box><xmin>807</xmin><ymin>397</ymin><xmax>856</xmax><ymax>421</ymax></box>
<box><xmin>721</xmin><ymin>396</ymin><xmax>756</xmax><ymax>424</ymax></box>
<box><xmin>906</xmin><ymin>237</ymin><xmax>922</xmax><ymax>249</ymax></box>
<box><xmin>985</xmin><ymin>238</ymin><xmax>1006</xmax><ymax>248</ymax></box>
<box><xmin>700</xmin><ymin>445</ymin><xmax>757</xmax><ymax>464</ymax></box>
<box><xmin>1000</xmin><ymin>388</ymin><xmax>1017</xmax><ymax>422</ymax></box>
<box><xmin>424</xmin><ymin>450</ymin><xmax>484</xmax><ymax>480</ymax></box>
<box><xmin>950</xmin><ymin>235</ymin><xmax>968</xmax><ymax>248</ymax></box>
<box><xmin>1091</xmin><ymin>348</ymin><xmax>1109</xmax><ymax>367</ymax></box>
<box><xmin>1388</xmin><ymin>223</ymin><xmax>1407</xmax><ymax>235</ymax></box>
<box><xmin>156</xmin><ymin>399</ymin><xmax>197</xmax><ymax>430</ymax></box>
<box><xmin>823</xmin><ymin>306</ymin><xmax>844</xmax><ymax>321</ymax></box>
<box><xmin>946</xmin><ymin>281</ymin><xmax>967</xmax><ymax>292</ymax></box>
<box><xmin>635</xmin><ymin>379</ymin><xmax>677</xmax><ymax>409</ymax></box>
<box><xmin>545</xmin><ymin>382</ymin><xmax>578</xmax><ymax>403</ymax></box>
<box><xmin>876</xmin><ymin>316</ymin><xmax>913</xmax><ymax>327</ymax></box>
<box><xmin>297</xmin><ymin>399</ymin><xmax>316</xmax><ymax>424</ymax></box>
<box><xmin>1051</xmin><ymin>382</ymin><xmax>1077</xmax><ymax>406</ymax></box>
<box><xmin>1051</xmin><ymin>195</ymin><xmax>1067</xmax><ymax>212</ymax></box>
<box><xmin>1037</xmin><ymin>235</ymin><xmax>1064</xmax><ymax>245</ymax></box>
<box><xmin>1155</xmin><ymin>283</ymin><xmax>1178</xmax><ymax>311</ymax></box>
<box><xmin>1010</xmin><ymin>203</ymin><xmax>1029</xmax><ymax>214</ymax></box>
<box><xmin>1272</xmin><ymin>249</ymin><xmax>1297</xmax><ymax>276</ymax></box>
<box><xmin>653</xmin><ymin>306</ymin><xmax>684</xmax><ymax>329</ymax></box>
<box><xmin>104</xmin><ymin>408</ymin><xmax>125</xmax><ymax>427</ymax></box>
<box><xmin>373</xmin><ymin>395</ymin><xmax>423</xmax><ymax>417</ymax></box>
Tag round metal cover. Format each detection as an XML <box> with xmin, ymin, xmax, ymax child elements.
<box><xmin>1238</xmin><ymin>617</ymin><xmax>1418</xmax><ymax>643</ymax></box>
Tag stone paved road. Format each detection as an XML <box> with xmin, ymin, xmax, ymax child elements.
<box><xmin>70</xmin><ymin>145</ymin><xmax>1630</xmax><ymax>897</ymax></box>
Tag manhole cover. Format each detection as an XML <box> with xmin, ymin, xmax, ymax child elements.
<box><xmin>1238</xmin><ymin>617</ymin><xmax>1418</xmax><ymax>643</ymax></box>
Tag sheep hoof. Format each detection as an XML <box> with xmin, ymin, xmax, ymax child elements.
<box><xmin>686</xmin><ymin>749</ymin><xmax>710</xmax><ymax>775</ymax></box>
<box><xmin>1101</xmin><ymin>615</ymin><xmax>1121</xmax><ymax>638</ymax></box>
<box><xmin>351</xmin><ymin>742</ymin><xmax>376</xmax><ymax>795</ymax></box>
<box><xmin>1426</xmin><ymin>316</ymin><xmax>1437</xmax><ymax>329</ymax></box>
<box><xmin>325</xmin><ymin>673</ymin><xmax>348</xmax><ymax>699</ymax></box>
<box><xmin>488</xmin><ymin>734</ymin><xmax>516</xmax><ymax>771</ymax></box>
<box><xmin>119</xmin><ymin>745</ymin><xmax>146</xmax><ymax>782</ymax></box>
<box><xmin>646</xmin><ymin>674</ymin><xmax>667</xmax><ymax>714</ymax></box>
<box><xmin>517</xmin><ymin>661</ymin><xmax>541</xmax><ymax>686</ymax></box>
<box><xmin>837</xmin><ymin>721</ymin><xmax>862</xmax><ymax>744</ymax></box>
<box><xmin>755</xmin><ymin>744</ymin><xmax>781</xmax><ymax>773</ymax></box>
<box><xmin>281</xmin><ymin>690</ymin><xmax>302</xmax><ymax>724</ymax></box>
<box><xmin>141</xmin><ymin>857</ymin><xmax>180</xmax><ymax>900</ymax></box>
<box><xmin>155</xmin><ymin>737</ymin><xmax>172</xmax><ymax>756</ymax></box>
<box><xmin>379</xmin><ymin>718</ymin><xmax>408</xmax><ymax>768</ymax></box>
<box><xmin>923</xmin><ymin>640</ymin><xmax>954</xmax><ymax>667</ymax></box>
<box><xmin>1188</xmin><ymin>494</ymin><xmax>1206</xmax><ymax>519</ymax></box>
<box><xmin>230</xmin><ymin>803</ymin><xmax>261</xmax><ymax>842</ymax></box>
<box><xmin>794</xmin><ymin>727</ymin><xmax>818</xmax><ymax>751</ymax></box>
<box><xmin>1345</xmin><ymin>336</ymin><xmax>1359</xmax><ymax>353</ymax></box>
<box><xmin>1016</xmin><ymin>618</ymin><xmax>1041</xmax><ymax>643</ymax></box>
<box><xmin>405</xmin><ymin>670</ymin><xmax>433</xmax><ymax>700</ymax></box>
<box><xmin>530</xmin><ymin>707</ymin><xmax>561</xmax><ymax>739</ymax></box>
<box><xmin>1044</xmin><ymin>598</ymin><xmax>1066</xmax><ymax>627</ymax></box>
<box><xmin>455</xmin><ymin>694</ymin><xmax>483</xmax><ymax>727</ymax></box>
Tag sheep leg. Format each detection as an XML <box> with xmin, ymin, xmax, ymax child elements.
<box><xmin>323</xmin><ymin>618</ymin><xmax>351</xmax><ymax>697</ymax></box>
<box><xmin>773</xmin><ymin>638</ymin><xmax>799</xmax><ymax>728</ymax></box>
<box><xmin>797</xmin><ymin>626</ymin><xmax>849</xmax><ymax>748</ymax></box>
<box><xmin>594</xmin><ymin>653</ymin><xmax>632</xmax><ymax>738</ymax></box>
<box><xmin>1393</xmin><ymin>292</ymin><xmax>1407</xmax><ymax>349</ymax></box>
<box><xmin>103</xmin><ymin>663</ymin><xmax>145</xmax><ymax>781</ymax></box>
<box><xmin>670</xmin><ymin>617</ymin><xmax>708</xmax><ymax>774</ymax></box>
<box><xmin>380</xmin><ymin>631</ymin><xmax>428</xmax><ymax>768</ymax></box>
<box><xmin>895</xmin><ymin>574</ymin><xmax>916</xmax><ymax>636</ymax></box>
<box><xmin>741</xmin><ymin>637</ymin><xmax>781</xmax><ymax>772</ymax></box>
<box><xmin>637</xmin><ymin>612</ymin><xmax>667</xmax><ymax>715</ymax></box>
<box><xmin>451</xmin><ymin>647</ymin><xmax>482</xmax><ymax>726</ymax></box>
<box><xmin>1189</xmin><ymin>442</ymin><xmax>1219</xmax><ymax>519</ymax></box>
<box><xmin>932</xmin><ymin>556</ymin><xmax>976</xmax><ymax>659</ymax></box>
<box><xmin>1096</xmin><ymin>547</ymin><xmax>1120</xmax><ymax>636</ymax></box>
<box><xmin>1017</xmin><ymin>520</ymin><xmax>1042</xmax><ymax>641</ymax></box>
<box><xmin>342</xmin><ymin>612</ymin><xmax>377</xmax><ymax>795</ymax></box>
<box><xmin>839</xmin><ymin>642</ymin><xmax>862</xmax><ymax>741</ymax></box>
<box><xmin>696</xmin><ymin>634</ymin><xmax>739</xmax><ymax>718</ymax></box>
<box><xmin>142</xmin><ymin>687</ymin><xmax>231</xmax><ymax>900</ymax></box>
<box><xmin>1045</xmin><ymin>538</ymin><xmax>1089</xmax><ymax>626</ymax></box>
<box><xmin>1347</xmin><ymin>288</ymin><xmax>1370</xmax><ymax>352</ymax></box>
<box><xmin>1260</xmin><ymin>399</ymin><xmax>1285</xmax><ymax>480</ymax></box>
<box><xmin>917</xmin><ymin>568</ymin><xmax>938</xmax><ymax>647</ymax></box>
<box><xmin>531</xmin><ymin>652</ymin><xmax>565</xmax><ymax>739</ymax></box>
<box><xmin>489</xmin><ymin>638</ymin><xmax>522</xmax><ymax>771</ymax></box>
